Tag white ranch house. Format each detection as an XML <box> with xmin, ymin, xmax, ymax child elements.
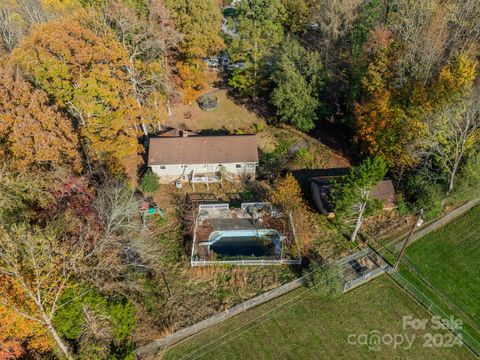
<box><xmin>147</xmin><ymin>130</ymin><xmax>258</xmax><ymax>184</ymax></box>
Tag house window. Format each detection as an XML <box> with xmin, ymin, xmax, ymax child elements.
<box><xmin>160</xmin><ymin>166</ymin><xmax>166</xmax><ymax>169</ymax></box>
<box><xmin>236</xmin><ymin>164</ymin><xmax>242</xmax><ymax>168</ymax></box>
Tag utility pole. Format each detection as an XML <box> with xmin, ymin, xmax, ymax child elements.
<box><xmin>394</xmin><ymin>209</ymin><xmax>424</xmax><ymax>270</ymax></box>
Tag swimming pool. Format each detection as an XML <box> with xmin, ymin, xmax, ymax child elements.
<box><xmin>207</xmin><ymin>229</ymin><xmax>282</xmax><ymax>258</ymax></box>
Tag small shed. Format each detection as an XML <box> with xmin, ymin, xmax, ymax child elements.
<box><xmin>310</xmin><ymin>176</ymin><xmax>396</xmax><ymax>216</ymax></box>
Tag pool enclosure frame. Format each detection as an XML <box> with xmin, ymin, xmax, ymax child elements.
<box><xmin>190</xmin><ymin>203</ymin><xmax>302</xmax><ymax>266</ymax></box>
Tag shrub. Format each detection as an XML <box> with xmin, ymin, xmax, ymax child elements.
<box><xmin>296</xmin><ymin>147</ymin><xmax>314</xmax><ymax>166</ymax></box>
<box><xmin>259</xmin><ymin>139</ymin><xmax>293</xmax><ymax>177</ymax></box>
<box><xmin>309</xmin><ymin>264</ymin><xmax>344</xmax><ymax>298</ymax></box>
<box><xmin>140</xmin><ymin>169</ymin><xmax>159</xmax><ymax>193</ymax></box>
<box><xmin>295</xmin><ymin>147</ymin><xmax>307</xmax><ymax>158</ymax></box>
<box><xmin>455</xmin><ymin>153</ymin><xmax>480</xmax><ymax>201</ymax></box>
<box><xmin>252</xmin><ymin>122</ymin><xmax>266</xmax><ymax>133</ymax></box>
<box><xmin>395</xmin><ymin>194</ymin><xmax>410</xmax><ymax>215</ymax></box>
<box><xmin>54</xmin><ymin>288</ymin><xmax>136</xmax><ymax>341</ymax></box>
<box><xmin>53</xmin><ymin>287</ymin><xmax>137</xmax><ymax>359</ymax></box>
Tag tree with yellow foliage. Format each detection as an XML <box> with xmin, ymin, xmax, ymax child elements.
<box><xmin>354</xmin><ymin>28</ymin><xmax>421</xmax><ymax>168</ymax></box>
<box><xmin>421</xmin><ymin>54</ymin><xmax>479</xmax><ymax>193</ymax></box>
<box><xmin>0</xmin><ymin>68</ymin><xmax>81</xmax><ymax>172</ymax></box>
<box><xmin>0</xmin><ymin>303</ymin><xmax>54</xmax><ymax>358</ymax></box>
<box><xmin>10</xmin><ymin>20</ymin><xmax>142</xmax><ymax>172</ymax></box>
<box><xmin>176</xmin><ymin>59</ymin><xmax>208</xmax><ymax>104</ymax></box>
<box><xmin>268</xmin><ymin>172</ymin><xmax>303</xmax><ymax>212</ymax></box>
<box><xmin>166</xmin><ymin>0</ymin><xmax>224</xmax><ymax>59</ymax></box>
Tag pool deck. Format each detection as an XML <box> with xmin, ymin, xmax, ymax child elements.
<box><xmin>209</xmin><ymin>218</ymin><xmax>257</xmax><ymax>231</ymax></box>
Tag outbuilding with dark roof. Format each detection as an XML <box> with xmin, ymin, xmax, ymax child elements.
<box><xmin>310</xmin><ymin>176</ymin><xmax>396</xmax><ymax>217</ymax></box>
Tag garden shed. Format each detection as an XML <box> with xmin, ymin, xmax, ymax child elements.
<box><xmin>310</xmin><ymin>176</ymin><xmax>396</xmax><ymax>216</ymax></box>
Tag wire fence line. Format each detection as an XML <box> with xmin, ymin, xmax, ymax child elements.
<box><xmin>137</xmin><ymin>276</ymin><xmax>307</xmax><ymax>357</ymax></box>
<box><xmin>365</xmin><ymin>182</ymin><xmax>480</xmax><ymax>243</ymax></box>
<box><xmin>174</xmin><ymin>259</ymin><xmax>373</xmax><ymax>360</ymax></box>
<box><xmin>387</xmin><ymin>270</ymin><xmax>480</xmax><ymax>357</ymax></box>
<box><xmin>400</xmin><ymin>255</ymin><xmax>480</xmax><ymax>334</ymax></box>
<box><xmin>364</xmin><ymin>196</ymin><xmax>480</xmax><ymax>264</ymax></box>
<box><xmin>365</xmin><ymin>197</ymin><xmax>480</xmax><ymax>358</ymax></box>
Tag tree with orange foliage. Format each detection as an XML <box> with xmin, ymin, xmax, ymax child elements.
<box><xmin>0</xmin><ymin>68</ymin><xmax>81</xmax><ymax>172</ymax></box>
<box><xmin>10</xmin><ymin>20</ymin><xmax>142</xmax><ymax>173</ymax></box>
<box><xmin>268</xmin><ymin>172</ymin><xmax>303</xmax><ymax>212</ymax></box>
<box><xmin>268</xmin><ymin>173</ymin><xmax>328</xmax><ymax>258</ymax></box>
<box><xmin>354</xmin><ymin>28</ymin><xmax>424</xmax><ymax>168</ymax></box>
<box><xmin>103</xmin><ymin>0</ymin><xmax>181</xmax><ymax>133</ymax></box>
<box><xmin>354</xmin><ymin>89</ymin><xmax>392</xmax><ymax>155</ymax></box>
<box><xmin>176</xmin><ymin>59</ymin><xmax>208</xmax><ymax>104</ymax></box>
<box><xmin>0</xmin><ymin>303</ymin><xmax>54</xmax><ymax>358</ymax></box>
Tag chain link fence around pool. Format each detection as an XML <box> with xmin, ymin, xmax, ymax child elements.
<box><xmin>191</xmin><ymin>204</ymin><xmax>302</xmax><ymax>266</ymax></box>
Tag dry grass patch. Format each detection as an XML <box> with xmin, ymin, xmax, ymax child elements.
<box><xmin>167</xmin><ymin>89</ymin><xmax>266</xmax><ymax>133</ymax></box>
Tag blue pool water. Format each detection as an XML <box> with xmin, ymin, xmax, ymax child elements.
<box><xmin>208</xmin><ymin>230</ymin><xmax>281</xmax><ymax>257</ymax></box>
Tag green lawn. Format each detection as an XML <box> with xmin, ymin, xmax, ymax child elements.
<box><xmin>402</xmin><ymin>205</ymin><xmax>480</xmax><ymax>325</ymax></box>
<box><xmin>159</xmin><ymin>276</ymin><xmax>473</xmax><ymax>359</ymax></box>
<box><xmin>397</xmin><ymin>205</ymin><xmax>480</xmax><ymax>353</ymax></box>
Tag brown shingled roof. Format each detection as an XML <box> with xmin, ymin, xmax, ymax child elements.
<box><xmin>147</xmin><ymin>135</ymin><xmax>259</xmax><ymax>165</ymax></box>
<box><xmin>310</xmin><ymin>177</ymin><xmax>396</xmax><ymax>214</ymax></box>
<box><xmin>370</xmin><ymin>180</ymin><xmax>396</xmax><ymax>210</ymax></box>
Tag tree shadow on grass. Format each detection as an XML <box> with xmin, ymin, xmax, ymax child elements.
<box><xmin>309</xmin><ymin>117</ymin><xmax>356</xmax><ymax>162</ymax></box>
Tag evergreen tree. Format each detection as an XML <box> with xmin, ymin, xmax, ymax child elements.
<box><xmin>228</xmin><ymin>0</ymin><xmax>286</xmax><ymax>95</ymax></box>
<box><xmin>270</xmin><ymin>37</ymin><xmax>326</xmax><ymax>131</ymax></box>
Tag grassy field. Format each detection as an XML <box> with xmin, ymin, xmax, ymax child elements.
<box><xmin>397</xmin><ymin>205</ymin><xmax>480</xmax><ymax>352</ymax></box>
<box><xmin>402</xmin><ymin>205</ymin><xmax>480</xmax><ymax>324</ymax></box>
<box><xmin>159</xmin><ymin>276</ymin><xmax>473</xmax><ymax>360</ymax></box>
